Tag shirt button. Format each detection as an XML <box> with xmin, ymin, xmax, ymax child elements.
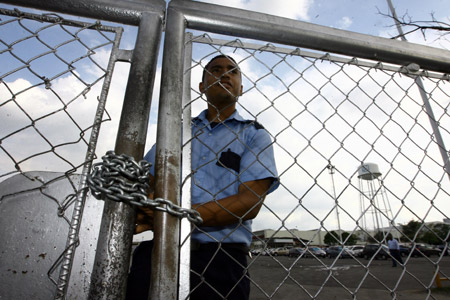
<box><xmin>202</xmin><ymin>156</ymin><xmax>206</xmax><ymax>160</ymax></box>
<box><xmin>208</xmin><ymin>133</ymin><xmax>212</xmax><ymax>136</ymax></box>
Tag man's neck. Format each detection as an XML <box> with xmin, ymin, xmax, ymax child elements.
<box><xmin>206</xmin><ymin>105</ymin><xmax>236</xmax><ymax>122</ymax></box>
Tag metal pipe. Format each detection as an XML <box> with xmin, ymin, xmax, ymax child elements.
<box><xmin>328</xmin><ymin>165</ymin><xmax>342</xmax><ymax>243</ymax></box>
<box><xmin>1</xmin><ymin>0</ymin><xmax>166</xmax><ymax>25</ymax></box>
<box><xmin>179</xmin><ymin>31</ymin><xmax>193</xmax><ymax>300</ymax></box>
<box><xmin>170</xmin><ymin>0</ymin><xmax>450</xmax><ymax>74</ymax></box>
<box><xmin>370</xmin><ymin>180</ymin><xmax>381</xmax><ymax>234</ymax></box>
<box><xmin>88</xmin><ymin>11</ymin><xmax>163</xmax><ymax>300</ymax></box>
<box><xmin>54</xmin><ymin>26</ymin><xmax>125</xmax><ymax>300</ymax></box>
<box><xmin>191</xmin><ymin>35</ymin><xmax>448</xmax><ymax>80</ymax></box>
<box><xmin>386</xmin><ymin>0</ymin><xmax>450</xmax><ymax>179</ymax></box>
<box><xmin>414</xmin><ymin>77</ymin><xmax>450</xmax><ymax>179</ymax></box>
<box><xmin>149</xmin><ymin>6</ymin><xmax>186</xmax><ymax>300</ymax></box>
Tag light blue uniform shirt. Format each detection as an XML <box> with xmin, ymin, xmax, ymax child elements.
<box><xmin>144</xmin><ymin>109</ymin><xmax>279</xmax><ymax>246</ymax></box>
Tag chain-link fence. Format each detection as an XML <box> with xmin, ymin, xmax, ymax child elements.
<box><xmin>1</xmin><ymin>0</ymin><xmax>450</xmax><ymax>299</ymax></box>
<box><xmin>170</xmin><ymin>1</ymin><xmax>450</xmax><ymax>297</ymax></box>
<box><xmin>0</xmin><ymin>7</ymin><xmax>121</xmax><ymax>179</ymax></box>
<box><xmin>178</xmin><ymin>32</ymin><xmax>450</xmax><ymax>299</ymax></box>
<box><xmin>0</xmin><ymin>6</ymin><xmax>129</xmax><ymax>299</ymax></box>
<box><xmin>0</xmin><ymin>0</ymin><xmax>165</xmax><ymax>297</ymax></box>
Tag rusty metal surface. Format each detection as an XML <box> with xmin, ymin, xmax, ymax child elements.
<box><xmin>88</xmin><ymin>11</ymin><xmax>164</xmax><ymax>300</ymax></box>
<box><xmin>1</xmin><ymin>0</ymin><xmax>166</xmax><ymax>25</ymax></box>
<box><xmin>0</xmin><ymin>172</ymin><xmax>103</xmax><ymax>300</ymax></box>
<box><xmin>149</xmin><ymin>7</ymin><xmax>185</xmax><ymax>300</ymax></box>
<box><xmin>178</xmin><ymin>32</ymin><xmax>194</xmax><ymax>300</ymax></box>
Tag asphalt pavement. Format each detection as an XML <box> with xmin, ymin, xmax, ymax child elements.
<box><xmin>248</xmin><ymin>255</ymin><xmax>450</xmax><ymax>299</ymax></box>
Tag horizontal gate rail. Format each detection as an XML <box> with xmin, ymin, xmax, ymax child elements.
<box><xmin>172</xmin><ymin>0</ymin><xmax>450</xmax><ymax>75</ymax></box>
<box><xmin>0</xmin><ymin>0</ymin><xmax>166</xmax><ymax>25</ymax></box>
<box><xmin>191</xmin><ymin>35</ymin><xmax>450</xmax><ymax>81</ymax></box>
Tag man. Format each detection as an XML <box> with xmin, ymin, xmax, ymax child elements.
<box><xmin>387</xmin><ymin>234</ymin><xmax>403</xmax><ymax>267</ymax></box>
<box><xmin>126</xmin><ymin>55</ymin><xmax>279</xmax><ymax>300</ymax></box>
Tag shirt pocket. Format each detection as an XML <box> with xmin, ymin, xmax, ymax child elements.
<box><xmin>216</xmin><ymin>148</ymin><xmax>241</xmax><ymax>173</ymax></box>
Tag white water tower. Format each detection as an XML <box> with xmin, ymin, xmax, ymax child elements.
<box><xmin>358</xmin><ymin>163</ymin><xmax>393</xmax><ymax>236</ymax></box>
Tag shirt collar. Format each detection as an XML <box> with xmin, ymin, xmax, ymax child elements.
<box><xmin>192</xmin><ymin>109</ymin><xmax>246</xmax><ymax>126</ymax></box>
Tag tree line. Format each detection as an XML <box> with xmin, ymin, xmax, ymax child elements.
<box><xmin>324</xmin><ymin>220</ymin><xmax>450</xmax><ymax>246</ymax></box>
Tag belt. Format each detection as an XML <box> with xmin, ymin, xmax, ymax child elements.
<box><xmin>191</xmin><ymin>241</ymin><xmax>249</xmax><ymax>254</ymax></box>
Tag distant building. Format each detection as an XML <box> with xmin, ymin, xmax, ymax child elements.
<box><xmin>252</xmin><ymin>228</ymin><xmax>328</xmax><ymax>249</ymax></box>
<box><xmin>252</xmin><ymin>218</ymin><xmax>450</xmax><ymax>249</ymax></box>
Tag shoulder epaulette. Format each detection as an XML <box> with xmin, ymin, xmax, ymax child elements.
<box><xmin>243</xmin><ymin>120</ymin><xmax>265</xmax><ymax>130</ymax></box>
<box><xmin>191</xmin><ymin>117</ymin><xmax>200</xmax><ymax>125</ymax></box>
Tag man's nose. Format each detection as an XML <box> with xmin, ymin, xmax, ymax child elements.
<box><xmin>221</xmin><ymin>70</ymin><xmax>231</xmax><ymax>79</ymax></box>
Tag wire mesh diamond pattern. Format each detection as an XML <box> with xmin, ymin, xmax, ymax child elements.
<box><xmin>1</xmin><ymin>4</ymin><xmax>450</xmax><ymax>299</ymax></box>
<box><xmin>1</xmin><ymin>8</ymin><xmax>118</xmax><ymax>180</ymax></box>
<box><xmin>183</xmin><ymin>34</ymin><xmax>450</xmax><ymax>299</ymax></box>
<box><xmin>0</xmin><ymin>8</ymin><xmax>122</xmax><ymax>298</ymax></box>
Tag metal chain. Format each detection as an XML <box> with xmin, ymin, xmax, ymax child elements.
<box><xmin>87</xmin><ymin>151</ymin><xmax>203</xmax><ymax>225</ymax></box>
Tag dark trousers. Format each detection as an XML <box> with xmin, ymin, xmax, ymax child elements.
<box><xmin>126</xmin><ymin>240</ymin><xmax>250</xmax><ymax>300</ymax></box>
<box><xmin>389</xmin><ymin>249</ymin><xmax>403</xmax><ymax>267</ymax></box>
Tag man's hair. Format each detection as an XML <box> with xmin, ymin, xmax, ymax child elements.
<box><xmin>202</xmin><ymin>54</ymin><xmax>240</xmax><ymax>81</ymax></box>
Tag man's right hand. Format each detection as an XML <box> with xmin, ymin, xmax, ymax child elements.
<box><xmin>135</xmin><ymin>207</ymin><xmax>154</xmax><ymax>234</ymax></box>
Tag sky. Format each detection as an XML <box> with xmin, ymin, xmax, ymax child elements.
<box><xmin>1</xmin><ymin>0</ymin><xmax>450</xmax><ymax>240</ymax></box>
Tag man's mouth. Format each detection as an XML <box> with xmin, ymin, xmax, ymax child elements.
<box><xmin>219</xmin><ymin>82</ymin><xmax>232</xmax><ymax>89</ymax></box>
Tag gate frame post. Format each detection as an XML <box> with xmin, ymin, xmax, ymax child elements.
<box><xmin>88</xmin><ymin>10</ymin><xmax>164</xmax><ymax>300</ymax></box>
<box><xmin>149</xmin><ymin>6</ymin><xmax>186</xmax><ymax>300</ymax></box>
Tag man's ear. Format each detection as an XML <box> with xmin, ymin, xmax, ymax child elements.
<box><xmin>199</xmin><ymin>82</ymin><xmax>204</xmax><ymax>94</ymax></box>
<box><xmin>239</xmin><ymin>85</ymin><xmax>243</xmax><ymax>96</ymax></box>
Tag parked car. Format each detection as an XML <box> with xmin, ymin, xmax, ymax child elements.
<box><xmin>399</xmin><ymin>245</ymin><xmax>410</xmax><ymax>257</ymax></box>
<box><xmin>267</xmin><ymin>248</ymin><xmax>277</xmax><ymax>255</ymax></box>
<box><xmin>326</xmin><ymin>246</ymin><xmax>354</xmax><ymax>258</ymax></box>
<box><xmin>272</xmin><ymin>247</ymin><xmax>290</xmax><ymax>256</ymax></box>
<box><xmin>349</xmin><ymin>245</ymin><xmax>364</xmax><ymax>258</ymax></box>
<box><xmin>304</xmin><ymin>247</ymin><xmax>326</xmax><ymax>258</ymax></box>
<box><xmin>259</xmin><ymin>248</ymin><xmax>271</xmax><ymax>256</ymax></box>
<box><xmin>409</xmin><ymin>244</ymin><xmax>442</xmax><ymax>257</ymax></box>
<box><xmin>437</xmin><ymin>244</ymin><xmax>449</xmax><ymax>256</ymax></box>
<box><xmin>250</xmin><ymin>248</ymin><xmax>262</xmax><ymax>256</ymax></box>
<box><xmin>362</xmin><ymin>244</ymin><xmax>389</xmax><ymax>260</ymax></box>
<box><xmin>288</xmin><ymin>247</ymin><xmax>305</xmax><ymax>257</ymax></box>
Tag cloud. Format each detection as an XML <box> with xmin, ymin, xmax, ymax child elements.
<box><xmin>0</xmin><ymin>49</ymin><xmax>133</xmax><ymax>177</ymax></box>
<box><xmin>3</xmin><ymin>6</ymin><xmax>449</xmax><ymax>239</ymax></box>
<box><xmin>4</xmin><ymin>39</ymin><xmax>446</xmax><ymax>234</ymax></box>
<box><xmin>337</xmin><ymin>16</ymin><xmax>352</xmax><ymax>29</ymax></box>
<box><xmin>186</xmin><ymin>40</ymin><xmax>450</xmax><ymax>232</ymax></box>
<box><xmin>196</xmin><ymin>0</ymin><xmax>313</xmax><ymax>21</ymax></box>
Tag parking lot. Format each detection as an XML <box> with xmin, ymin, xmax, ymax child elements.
<box><xmin>248</xmin><ymin>255</ymin><xmax>450</xmax><ymax>299</ymax></box>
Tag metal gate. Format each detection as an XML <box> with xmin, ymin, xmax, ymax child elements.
<box><xmin>0</xmin><ymin>1</ymin><xmax>164</xmax><ymax>299</ymax></box>
<box><xmin>1</xmin><ymin>0</ymin><xmax>450</xmax><ymax>299</ymax></box>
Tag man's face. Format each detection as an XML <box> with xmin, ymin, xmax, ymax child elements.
<box><xmin>199</xmin><ymin>57</ymin><xmax>243</xmax><ymax>107</ymax></box>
